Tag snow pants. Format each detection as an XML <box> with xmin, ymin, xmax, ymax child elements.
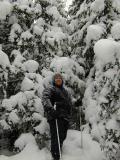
<box><xmin>48</xmin><ymin>118</ymin><xmax>69</xmax><ymax>160</ymax></box>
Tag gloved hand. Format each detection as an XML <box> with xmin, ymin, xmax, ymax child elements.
<box><xmin>49</xmin><ymin>108</ymin><xmax>59</xmax><ymax>119</ymax></box>
<box><xmin>56</xmin><ymin>100</ymin><xmax>69</xmax><ymax>107</ymax></box>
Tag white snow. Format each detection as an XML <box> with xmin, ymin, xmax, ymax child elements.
<box><xmin>33</xmin><ymin>17</ymin><xmax>45</xmax><ymax>35</ymax></box>
<box><xmin>78</xmin><ymin>2</ymin><xmax>87</xmax><ymax>15</ymax></box>
<box><xmin>2</xmin><ymin>92</ymin><xmax>27</xmax><ymax>111</ymax></box>
<box><xmin>1</xmin><ymin>0</ymin><xmax>118</xmax><ymax>159</ymax></box>
<box><xmin>15</xmin><ymin>0</ymin><xmax>35</xmax><ymax>14</ymax></box>
<box><xmin>22</xmin><ymin>60</ymin><xmax>39</xmax><ymax>73</ymax></box>
<box><xmin>0</xmin><ymin>144</ymin><xmax>51</xmax><ymax>160</ymax></box>
<box><xmin>91</xmin><ymin>0</ymin><xmax>105</xmax><ymax>12</ymax></box>
<box><xmin>83</xmin><ymin>69</ymin><xmax>101</xmax><ymax>126</ymax></box>
<box><xmin>21</xmin><ymin>77</ymin><xmax>34</xmax><ymax>91</ymax></box>
<box><xmin>42</xmin><ymin>27</ymin><xmax>66</xmax><ymax>48</ymax></box>
<box><xmin>35</xmin><ymin>18</ymin><xmax>45</xmax><ymax>27</ymax></box>
<box><xmin>0</xmin><ymin>130</ymin><xmax>104</xmax><ymax>160</ymax></box>
<box><xmin>0</xmin><ymin>120</ymin><xmax>10</xmax><ymax>130</ymax></box>
<box><xmin>63</xmin><ymin>130</ymin><xmax>104</xmax><ymax>160</ymax></box>
<box><xmin>0</xmin><ymin>50</ymin><xmax>10</xmax><ymax>69</ymax></box>
<box><xmin>94</xmin><ymin>39</ymin><xmax>120</xmax><ymax>68</ymax></box>
<box><xmin>112</xmin><ymin>0</ymin><xmax>120</xmax><ymax>13</ymax></box>
<box><xmin>49</xmin><ymin>56</ymin><xmax>85</xmax><ymax>95</ymax></box>
<box><xmin>8</xmin><ymin>14</ymin><xmax>18</xmax><ymax>25</ymax></box>
<box><xmin>65</xmin><ymin>0</ymin><xmax>73</xmax><ymax>11</ymax></box>
<box><xmin>9</xmin><ymin>23</ymin><xmax>22</xmax><ymax>42</ymax></box>
<box><xmin>91</xmin><ymin>123</ymin><xmax>105</xmax><ymax>142</ymax></box>
<box><xmin>24</xmin><ymin>90</ymin><xmax>36</xmax><ymax>100</ymax></box>
<box><xmin>21</xmin><ymin>31</ymin><xmax>33</xmax><ymax>40</ymax></box>
<box><xmin>8</xmin><ymin>109</ymin><xmax>20</xmax><ymax>124</ymax></box>
<box><xmin>86</xmin><ymin>24</ymin><xmax>105</xmax><ymax>45</ymax></box>
<box><xmin>69</xmin><ymin>19</ymin><xmax>78</xmax><ymax>32</ymax></box>
<box><xmin>0</xmin><ymin>1</ymin><xmax>12</xmax><ymax>20</ymax></box>
<box><xmin>16</xmin><ymin>0</ymin><xmax>33</xmax><ymax>6</ymax></box>
<box><xmin>25</xmin><ymin>73</ymin><xmax>44</xmax><ymax>97</ymax></box>
<box><xmin>2</xmin><ymin>99</ymin><xmax>14</xmax><ymax>111</ymax></box>
<box><xmin>34</xmin><ymin>118</ymin><xmax>49</xmax><ymax>135</ymax></box>
<box><xmin>84</xmin><ymin>93</ymin><xmax>101</xmax><ymax>124</ymax></box>
<box><xmin>33</xmin><ymin>26</ymin><xmax>43</xmax><ymax>36</ymax></box>
<box><xmin>32</xmin><ymin>112</ymin><xmax>43</xmax><ymax>121</ymax></box>
<box><xmin>15</xmin><ymin>133</ymin><xmax>36</xmax><ymax>151</ymax></box>
<box><xmin>106</xmin><ymin>119</ymin><xmax>119</xmax><ymax>130</ymax></box>
<box><xmin>50</xmin><ymin>56</ymin><xmax>84</xmax><ymax>78</ymax></box>
<box><xmin>35</xmin><ymin>4</ymin><xmax>42</xmax><ymax>14</ymax></box>
<box><xmin>11</xmin><ymin>50</ymin><xmax>26</xmax><ymax>68</ymax></box>
<box><xmin>46</xmin><ymin>6</ymin><xmax>60</xmax><ymax>19</ymax></box>
<box><xmin>33</xmin><ymin>98</ymin><xmax>44</xmax><ymax>115</ymax></box>
<box><xmin>41</xmin><ymin>69</ymin><xmax>54</xmax><ymax>88</ymax></box>
<box><xmin>111</xmin><ymin>22</ymin><xmax>120</xmax><ymax>40</ymax></box>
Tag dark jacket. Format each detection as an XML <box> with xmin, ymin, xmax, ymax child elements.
<box><xmin>41</xmin><ymin>84</ymin><xmax>72</xmax><ymax>122</ymax></box>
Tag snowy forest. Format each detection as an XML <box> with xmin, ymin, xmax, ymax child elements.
<box><xmin>0</xmin><ymin>0</ymin><xmax>120</xmax><ymax>160</ymax></box>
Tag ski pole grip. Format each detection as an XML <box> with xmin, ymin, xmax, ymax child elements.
<box><xmin>54</xmin><ymin>102</ymin><xmax>56</xmax><ymax>110</ymax></box>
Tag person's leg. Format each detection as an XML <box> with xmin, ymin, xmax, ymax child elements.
<box><xmin>57</xmin><ymin>118</ymin><xmax>69</xmax><ymax>150</ymax></box>
<box><xmin>49</xmin><ymin>120</ymin><xmax>60</xmax><ymax>160</ymax></box>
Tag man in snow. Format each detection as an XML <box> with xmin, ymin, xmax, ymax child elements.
<box><xmin>42</xmin><ymin>73</ymin><xmax>72</xmax><ymax>160</ymax></box>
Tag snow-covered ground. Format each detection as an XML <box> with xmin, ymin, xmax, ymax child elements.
<box><xmin>0</xmin><ymin>130</ymin><xmax>104</xmax><ymax>160</ymax></box>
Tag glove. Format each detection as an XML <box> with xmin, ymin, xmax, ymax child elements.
<box><xmin>56</xmin><ymin>101</ymin><xmax>69</xmax><ymax>107</ymax></box>
<box><xmin>49</xmin><ymin>109</ymin><xmax>58</xmax><ymax>119</ymax></box>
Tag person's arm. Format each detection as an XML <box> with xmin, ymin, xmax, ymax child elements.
<box><xmin>41</xmin><ymin>86</ymin><xmax>54</xmax><ymax>113</ymax></box>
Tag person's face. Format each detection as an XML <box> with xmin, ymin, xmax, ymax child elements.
<box><xmin>55</xmin><ymin>76</ymin><xmax>63</xmax><ymax>86</ymax></box>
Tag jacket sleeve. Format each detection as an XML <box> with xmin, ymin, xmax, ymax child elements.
<box><xmin>41</xmin><ymin>86</ymin><xmax>54</xmax><ymax>113</ymax></box>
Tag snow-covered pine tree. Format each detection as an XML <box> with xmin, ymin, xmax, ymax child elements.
<box><xmin>0</xmin><ymin>53</ymin><xmax>49</xmax><ymax>151</ymax></box>
<box><xmin>69</xmin><ymin>0</ymin><xmax>120</xmax><ymax>76</ymax></box>
<box><xmin>0</xmin><ymin>0</ymin><xmax>70</xmax><ymax>152</ymax></box>
<box><xmin>68</xmin><ymin>0</ymin><xmax>84</xmax><ymax>16</ymax></box>
<box><xmin>0</xmin><ymin>0</ymin><xmax>68</xmax><ymax>97</ymax></box>
<box><xmin>83</xmin><ymin>39</ymin><xmax>120</xmax><ymax>160</ymax></box>
<box><xmin>31</xmin><ymin>0</ymin><xmax>69</xmax><ymax>70</ymax></box>
<box><xmin>8</xmin><ymin>0</ymin><xmax>42</xmax><ymax>60</ymax></box>
<box><xmin>0</xmin><ymin>0</ymin><xmax>41</xmax><ymax>99</ymax></box>
<box><xmin>67</xmin><ymin>0</ymin><xmax>120</xmax><ymax>159</ymax></box>
<box><xmin>0</xmin><ymin>50</ymin><xmax>10</xmax><ymax>102</ymax></box>
<box><xmin>68</xmin><ymin>0</ymin><xmax>120</xmax><ymax>159</ymax></box>
<box><xmin>0</xmin><ymin>1</ymin><xmax>12</xmax><ymax>56</ymax></box>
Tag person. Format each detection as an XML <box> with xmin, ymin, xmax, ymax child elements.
<box><xmin>42</xmin><ymin>73</ymin><xmax>72</xmax><ymax>160</ymax></box>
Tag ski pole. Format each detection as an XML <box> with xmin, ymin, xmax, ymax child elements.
<box><xmin>54</xmin><ymin>103</ymin><xmax>62</xmax><ymax>159</ymax></box>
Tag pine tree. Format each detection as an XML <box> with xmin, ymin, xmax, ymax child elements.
<box><xmin>0</xmin><ymin>53</ymin><xmax>49</xmax><ymax>151</ymax></box>
<box><xmin>0</xmin><ymin>0</ymin><xmax>70</xmax><ymax>152</ymax></box>
<box><xmin>0</xmin><ymin>1</ymin><xmax>13</xmax><ymax>56</ymax></box>
<box><xmin>0</xmin><ymin>0</ymin><xmax>69</xmax><ymax>98</ymax></box>
<box><xmin>69</xmin><ymin>0</ymin><xmax>84</xmax><ymax>16</ymax></box>
<box><xmin>69</xmin><ymin>0</ymin><xmax>120</xmax><ymax>76</ymax></box>
<box><xmin>69</xmin><ymin>0</ymin><xmax>120</xmax><ymax>159</ymax></box>
<box><xmin>83</xmin><ymin>39</ymin><xmax>120</xmax><ymax>160</ymax></box>
<box><xmin>32</xmin><ymin>0</ymin><xmax>69</xmax><ymax>70</ymax></box>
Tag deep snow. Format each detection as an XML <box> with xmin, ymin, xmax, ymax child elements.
<box><xmin>0</xmin><ymin>130</ymin><xmax>104</xmax><ymax>160</ymax></box>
